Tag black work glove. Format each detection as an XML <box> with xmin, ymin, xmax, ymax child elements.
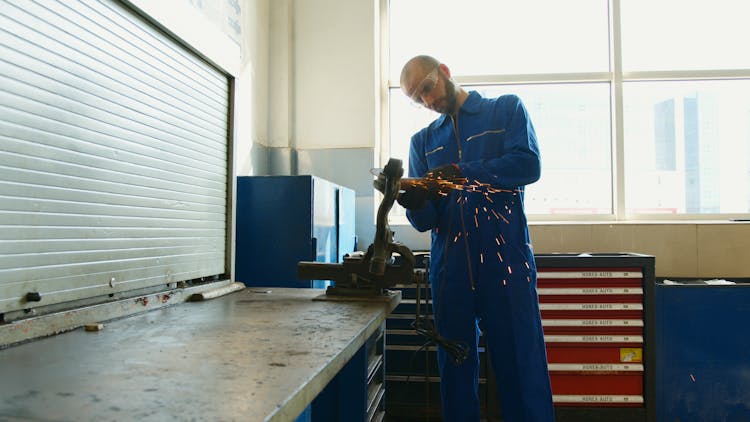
<box><xmin>426</xmin><ymin>163</ymin><xmax>462</xmax><ymax>180</ymax></box>
<box><xmin>397</xmin><ymin>186</ymin><xmax>429</xmax><ymax>210</ymax></box>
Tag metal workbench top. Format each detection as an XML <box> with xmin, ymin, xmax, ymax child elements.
<box><xmin>0</xmin><ymin>288</ymin><xmax>400</xmax><ymax>421</ymax></box>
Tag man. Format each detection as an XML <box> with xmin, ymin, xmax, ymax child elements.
<box><xmin>397</xmin><ymin>55</ymin><xmax>555</xmax><ymax>421</ymax></box>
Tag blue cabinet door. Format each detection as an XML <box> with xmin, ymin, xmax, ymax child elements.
<box><xmin>236</xmin><ymin>176</ymin><xmax>314</xmax><ymax>287</ymax></box>
<box><xmin>235</xmin><ymin>175</ymin><xmax>353</xmax><ymax>289</ymax></box>
<box><xmin>655</xmin><ymin>283</ymin><xmax>750</xmax><ymax>421</ymax></box>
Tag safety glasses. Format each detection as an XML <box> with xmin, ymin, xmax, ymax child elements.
<box><xmin>407</xmin><ymin>67</ymin><xmax>439</xmax><ymax>105</ymax></box>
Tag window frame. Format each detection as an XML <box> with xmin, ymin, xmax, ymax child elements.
<box><xmin>380</xmin><ymin>0</ymin><xmax>750</xmax><ymax>223</ymax></box>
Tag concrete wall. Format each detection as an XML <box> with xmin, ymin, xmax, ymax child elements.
<box><xmin>530</xmin><ymin>222</ymin><xmax>750</xmax><ymax>278</ymax></box>
<box><xmin>292</xmin><ymin>0</ymin><xmax>380</xmax><ymax>244</ymax></box>
<box><xmin>256</xmin><ymin>0</ymin><xmax>380</xmax><ymax>244</ymax></box>
<box><xmin>395</xmin><ymin>221</ymin><xmax>750</xmax><ymax>278</ymax></box>
<box><xmin>234</xmin><ymin>0</ymin><xmax>270</xmax><ymax>176</ymax></box>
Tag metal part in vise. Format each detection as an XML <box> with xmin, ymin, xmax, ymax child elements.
<box><xmin>297</xmin><ymin>158</ymin><xmax>427</xmax><ymax>296</ymax></box>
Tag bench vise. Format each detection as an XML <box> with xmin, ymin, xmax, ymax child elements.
<box><xmin>297</xmin><ymin>158</ymin><xmax>427</xmax><ymax>297</ymax></box>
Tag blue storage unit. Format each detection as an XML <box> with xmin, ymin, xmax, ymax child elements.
<box><xmin>655</xmin><ymin>281</ymin><xmax>750</xmax><ymax>421</ymax></box>
<box><xmin>296</xmin><ymin>323</ymin><xmax>386</xmax><ymax>422</ymax></box>
<box><xmin>235</xmin><ymin>175</ymin><xmax>356</xmax><ymax>288</ymax></box>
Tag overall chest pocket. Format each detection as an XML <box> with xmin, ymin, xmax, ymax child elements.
<box><xmin>464</xmin><ymin>128</ymin><xmax>506</xmax><ymax>160</ymax></box>
<box><xmin>424</xmin><ymin>144</ymin><xmax>452</xmax><ymax>170</ymax></box>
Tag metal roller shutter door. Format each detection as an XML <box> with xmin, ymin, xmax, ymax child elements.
<box><xmin>0</xmin><ymin>0</ymin><xmax>231</xmax><ymax>314</ymax></box>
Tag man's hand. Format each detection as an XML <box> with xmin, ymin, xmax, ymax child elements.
<box><xmin>374</xmin><ymin>169</ymin><xmax>428</xmax><ymax>209</ymax></box>
<box><xmin>397</xmin><ymin>185</ymin><xmax>429</xmax><ymax>210</ymax></box>
<box><xmin>378</xmin><ymin>163</ymin><xmax>462</xmax><ymax>210</ymax></box>
<box><xmin>426</xmin><ymin>163</ymin><xmax>462</xmax><ymax>181</ymax></box>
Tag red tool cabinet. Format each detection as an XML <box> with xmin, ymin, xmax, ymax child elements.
<box><xmin>540</xmin><ymin>267</ymin><xmax>644</xmax><ymax>406</ymax></box>
<box><xmin>385</xmin><ymin>253</ymin><xmax>655</xmax><ymax>421</ymax></box>
<box><xmin>531</xmin><ymin>253</ymin><xmax>656</xmax><ymax>421</ymax></box>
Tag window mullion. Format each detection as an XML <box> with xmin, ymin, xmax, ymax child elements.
<box><xmin>610</xmin><ymin>0</ymin><xmax>626</xmax><ymax>220</ymax></box>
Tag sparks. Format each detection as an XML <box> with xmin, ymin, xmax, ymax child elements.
<box><xmin>525</xmin><ymin>261</ymin><xmax>530</xmax><ymax>269</ymax></box>
<box><xmin>502</xmin><ymin>279</ymin><xmax>507</xmax><ymax>286</ymax></box>
<box><xmin>507</xmin><ymin>265</ymin><xmax>513</xmax><ymax>274</ymax></box>
<box><xmin>497</xmin><ymin>252</ymin><xmax>504</xmax><ymax>262</ymax></box>
<box><xmin>474</xmin><ymin>215</ymin><xmax>479</xmax><ymax>228</ymax></box>
<box><xmin>480</xmin><ymin>253</ymin><xmax>484</xmax><ymax>264</ymax></box>
<box><xmin>690</xmin><ymin>373</ymin><xmax>696</xmax><ymax>382</ymax></box>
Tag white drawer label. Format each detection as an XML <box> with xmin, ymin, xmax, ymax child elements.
<box><xmin>544</xmin><ymin>335</ymin><xmax>644</xmax><ymax>343</ymax></box>
<box><xmin>543</xmin><ymin>319</ymin><xmax>644</xmax><ymax>327</ymax></box>
<box><xmin>539</xmin><ymin>271</ymin><xmax>642</xmax><ymax>279</ymax></box>
<box><xmin>548</xmin><ymin>363</ymin><xmax>644</xmax><ymax>371</ymax></box>
<box><xmin>553</xmin><ymin>395</ymin><xmax>644</xmax><ymax>404</ymax></box>
<box><xmin>538</xmin><ymin>287</ymin><xmax>643</xmax><ymax>295</ymax></box>
<box><xmin>540</xmin><ymin>303</ymin><xmax>643</xmax><ymax>310</ymax></box>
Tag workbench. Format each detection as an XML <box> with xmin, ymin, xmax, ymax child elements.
<box><xmin>0</xmin><ymin>287</ymin><xmax>400</xmax><ymax>421</ymax></box>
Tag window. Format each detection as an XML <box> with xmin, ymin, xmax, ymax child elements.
<box><xmin>623</xmin><ymin>80</ymin><xmax>750</xmax><ymax>214</ymax></box>
<box><xmin>385</xmin><ymin>0</ymin><xmax>750</xmax><ymax>221</ymax></box>
<box><xmin>387</xmin><ymin>0</ymin><xmax>609</xmax><ymax>79</ymax></box>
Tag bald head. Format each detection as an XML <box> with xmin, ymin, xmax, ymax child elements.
<box><xmin>399</xmin><ymin>55</ymin><xmax>467</xmax><ymax>115</ymax></box>
<box><xmin>400</xmin><ymin>55</ymin><xmax>441</xmax><ymax>89</ymax></box>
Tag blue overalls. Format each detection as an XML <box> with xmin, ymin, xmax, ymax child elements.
<box><xmin>406</xmin><ymin>91</ymin><xmax>555</xmax><ymax>421</ymax></box>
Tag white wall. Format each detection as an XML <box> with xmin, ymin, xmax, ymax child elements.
<box><xmin>292</xmin><ymin>0</ymin><xmax>378</xmax><ymax>150</ymax></box>
<box><xmin>234</xmin><ymin>0</ymin><xmax>270</xmax><ymax>176</ymax></box>
<box><xmin>268</xmin><ymin>0</ymin><xmax>292</xmax><ymax>149</ymax></box>
<box><xmin>265</xmin><ymin>0</ymin><xmax>379</xmax><ymax>151</ymax></box>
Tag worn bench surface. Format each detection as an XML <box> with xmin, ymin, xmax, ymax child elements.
<box><xmin>0</xmin><ymin>288</ymin><xmax>399</xmax><ymax>421</ymax></box>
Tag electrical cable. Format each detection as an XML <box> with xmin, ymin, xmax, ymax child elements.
<box><xmin>410</xmin><ymin>187</ymin><xmax>471</xmax><ymax>366</ymax></box>
<box><xmin>403</xmin><ymin>173</ymin><xmax>475</xmax><ymax>419</ymax></box>
<box><xmin>412</xmin><ymin>314</ymin><xmax>470</xmax><ymax>366</ymax></box>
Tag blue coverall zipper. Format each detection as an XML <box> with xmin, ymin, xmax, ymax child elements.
<box><xmin>450</xmin><ymin>115</ymin><xmax>462</xmax><ymax>161</ymax></box>
<box><xmin>450</xmin><ymin>114</ymin><xmax>475</xmax><ymax>290</ymax></box>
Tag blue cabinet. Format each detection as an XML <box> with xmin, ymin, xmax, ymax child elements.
<box><xmin>655</xmin><ymin>282</ymin><xmax>750</xmax><ymax>421</ymax></box>
<box><xmin>235</xmin><ymin>175</ymin><xmax>356</xmax><ymax>288</ymax></box>
<box><xmin>296</xmin><ymin>323</ymin><xmax>386</xmax><ymax>422</ymax></box>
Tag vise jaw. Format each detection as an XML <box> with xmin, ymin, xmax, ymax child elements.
<box><xmin>297</xmin><ymin>158</ymin><xmax>426</xmax><ymax>297</ymax></box>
